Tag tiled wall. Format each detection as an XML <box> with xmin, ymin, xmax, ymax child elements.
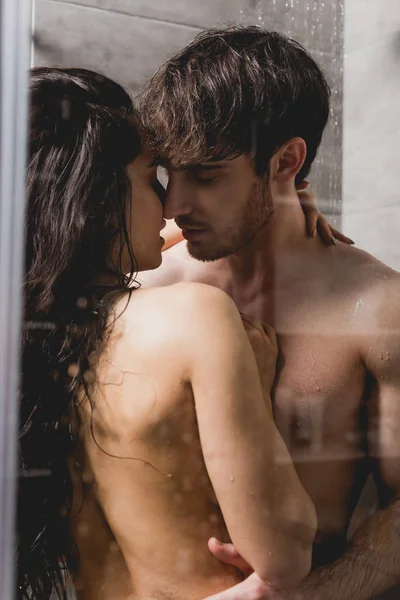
<box><xmin>33</xmin><ymin>0</ymin><xmax>344</xmax><ymax>223</ymax></box>
<box><xmin>342</xmin><ymin>0</ymin><xmax>400</xmax><ymax>270</ymax></box>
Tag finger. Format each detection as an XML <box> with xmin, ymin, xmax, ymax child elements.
<box><xmin>316</xmin><ymin>214</ymin><xmax>335</xmax><ymax>245</ymax></box>
<box><xmin>241</xmin><ymin>317</ymin><xmax>276</xmax><ymax>353</ymax></box>
<box><xmin>296</xmin><ymin>180</ymin><xmax>309</xmax><ymax>191</ymax></box>
<box><xmin>260</xmin><ymin>322</ymin><xmax>278</xmax><ymax>348</ymax></box>
<box><xmin>240</xmin><ymin>314</ymin><xmax>264</xmax><ymax>334</ymax></box>
<box><xmin>240</xmin><ymin>316</ymin><xmax>277</xmax><ymax>352</ymax></box>
<box><xmin>329</xmin><ymin>226</ymin><xmax>355</xmax><ymax>245</ymax></box>
<box><xmin>202</xmin><ymin>572</ymin><xmax>271</xmax><ymax>600</ymax></box>
<box><xmin>305</xmin><ymin>210</ymin><xmax>318</xmax><ymax>238</ymax></box>
<box><xmin>297</xmin><ymin>190</ymin><xmax>318</xmax><ymax>237</ymax></box>
<box><xmin>297</xmin><ymin>189</ymin><xmax>317</xmax><ymax>210</ymax></box>
<box><xmin>208</xmin><ymin>538</ymin><xmax>254</xmax><ymax>577</ymax></box>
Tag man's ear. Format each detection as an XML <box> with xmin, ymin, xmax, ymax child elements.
<box><xmin>270</xmin><ymin>137</ymin><xmax>307</xmax><ymax>184</ymax></box>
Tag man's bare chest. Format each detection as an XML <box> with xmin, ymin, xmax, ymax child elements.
<box><xmin>232</xmin><ymin>291</ymin><xmax>366</xmax><ymax>452</ymax></box>
<box><xmin>272</xmin><ymin>331</ymin><xmax>366</xmax><ymax>457</ymax></box>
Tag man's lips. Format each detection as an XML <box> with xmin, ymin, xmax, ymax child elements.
<box><xmin>181</xmin><ymin>228</ymin><xmax>207</xmax><ymax>242</ymax></box>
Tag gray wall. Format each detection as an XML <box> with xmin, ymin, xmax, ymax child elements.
<box><xmin>342</xmin><ymin>0</ymin><xmax>400</xmax><ymax>270</ymax></box>
<box><xmin>33</xmin><ymin>0</ymin><xmax>344</xmax><ymax>223</ymax></box>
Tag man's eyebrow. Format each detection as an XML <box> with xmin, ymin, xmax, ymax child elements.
<box><xmin>172</xmin><ymin>162</ymin><xmax>228</xmax><ymax>172</ymax></box>
<box><xmin>149</xmin><ymin>158</ymin><xmax>229</xmax><ymax>171</ymax></box>
<box><xmin>195</xmin><ymin>163</ymin><xmax>227</xmax><ymax>170</ymax></box>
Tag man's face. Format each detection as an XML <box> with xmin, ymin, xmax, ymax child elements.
<box><xmin>163</xmin><ymin>154</ymin><xmax>274</xmax><ymax>262</ymax></box>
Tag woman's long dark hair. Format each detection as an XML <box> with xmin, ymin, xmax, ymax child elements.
<box><xmin>18</xmin><ymin>67</ymin><xmax>141</xmax><ymax>599</ymax></box>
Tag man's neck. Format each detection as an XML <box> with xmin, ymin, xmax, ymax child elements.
<box><xmin>220</xmin><ymin>193</ymin><xmax>325</xmax><ymax>297</ymax></box>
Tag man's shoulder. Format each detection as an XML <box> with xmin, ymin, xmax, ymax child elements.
<box><xmin>334</xmin><ymin>244</ymin><xmax>400</xmax><ymax>291</ymax></box>
<box><xmin>337</xmin><ymin>245</ymin><xmax>400</xmax><ymax>331</ymax></box>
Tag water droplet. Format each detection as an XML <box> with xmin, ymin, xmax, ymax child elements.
<box><xmin>78</xmin><ymin>522</ymin><xmax>90</xmax><ymax>537</ymax></box>
<box><xmin>83</xmin><ymin>369</ymin><xmax>95</xmax><ymax>383</ymax></box>
<box><xmin>182</xmin><ymin>475</ymin><xmax>192</xmax><ymax>492</ymax></box>
<box><xmin>77</xmin><ymin>296</ymin><xmax>88</xmax><ymax>309</ymax></box>
<box><xmin>68</xmin><ymin>363</ymin><xmax>80</xmax><ymax>378</ymax></box>
<box><xmin>209</xmin><ymin>513</ymin><xmax>219</xmax><ymax>524</ymax></box>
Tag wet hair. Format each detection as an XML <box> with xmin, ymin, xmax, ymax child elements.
<box><xmin>18</xmin><ymin>67</ymin><xmax>140</xmax><ymax>599</ymax></box>
<box><xmin>141</xmin><ymin>26</ymin><xmax>331</xmax><ymax>184</ymax></box>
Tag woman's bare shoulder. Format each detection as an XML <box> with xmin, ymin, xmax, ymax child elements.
<box><xmin>114</xmin><ymin>282</ymin><xmax>240</xmax><ymax>351</ymax></box>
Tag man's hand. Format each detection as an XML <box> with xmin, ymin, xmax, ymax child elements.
<box><xmin>203</xmin><ymin>539</ymin><xmax>292</xmax><ymax>600</ymax></box>
<box><xmin>208</xmin><ymin>538</ymin><xmax>254</xmax><ymax>578</ymax></box>
<box><xmin>203</xmin><ymin>572</ymin><xmax>277</xmax><ymax>600</ymax></box>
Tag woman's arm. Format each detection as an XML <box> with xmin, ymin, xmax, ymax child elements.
<box><xmin>181</xmin><ymin>283</ymin><xmax>316</xmax><ymax>588</ymax></box>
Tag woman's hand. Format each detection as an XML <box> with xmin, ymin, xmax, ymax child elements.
<box><xmin>297</xmin><ymin>181</ymin><xmax>354</xmax><ymax>246</ymax></box>
<box><xmin>240</xmin><ymin>315</ymin><xmax>278</xmax><ymax>402</ymax></box>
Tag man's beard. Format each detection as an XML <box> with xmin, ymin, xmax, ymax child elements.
<box><xmin>187</xmin><ymin>178</ymin><xmax>274</xmax><ymax>262</ymax></box>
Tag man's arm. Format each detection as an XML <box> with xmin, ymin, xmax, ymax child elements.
<box><xmin>310</xmin><ymin>277</ymin><xmax>400</xmax><ymax>598</ymax></box>
<box><xmin>203</xmin><ymin>274</ymin><xmax>400</xmax><ymax>600</ymax></box>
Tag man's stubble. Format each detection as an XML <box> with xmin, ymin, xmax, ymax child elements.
<box><xmin>187</xmin><ymin>178</ymin><xmax>275</xmax><ymax>262</ymax></box>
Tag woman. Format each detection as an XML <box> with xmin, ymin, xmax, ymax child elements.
<box><xmin>19</xmin><ymin>66</ymin><xmax>340</xmax><ymax>600</ymax></box>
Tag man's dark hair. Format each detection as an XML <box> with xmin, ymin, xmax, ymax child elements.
<box><xmin>141</xmin><ymin>26</ymin><xmax>331</xmax><ymax>184</ymax></box>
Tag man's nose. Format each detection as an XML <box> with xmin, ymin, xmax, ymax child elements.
<box><xmin>163</xmin><ymin>175</ymin><xmax>192</xmax><ymax>220</ymax></box>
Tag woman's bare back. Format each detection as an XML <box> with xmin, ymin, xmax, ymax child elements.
<box><xmin>70</xmin><ymin>285</ymin><xmax>243</xmax><ymax>599</ymax></box>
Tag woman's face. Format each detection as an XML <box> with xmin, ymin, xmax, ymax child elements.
<box><xmin>122</xmin><ymin>151</ymin><xmax>166</xmax><ymax>272</ymax></box>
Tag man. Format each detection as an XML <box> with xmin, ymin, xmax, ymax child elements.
<box><xmin>139</xmin><ymin>26</ymin><xmax>400</xmax><ymax>600</ymax></box>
